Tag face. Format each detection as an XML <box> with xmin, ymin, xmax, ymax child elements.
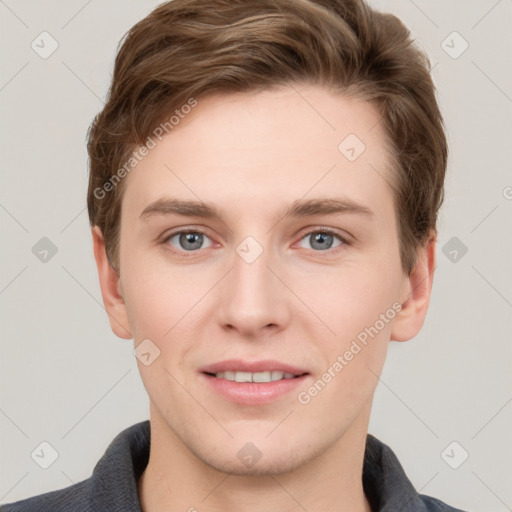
<box><xmin>94</xmin><ymin>83</ymin><xmax>433</xmax><ymax>476</ymax></box>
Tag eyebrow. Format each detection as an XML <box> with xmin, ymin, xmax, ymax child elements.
<box><xmin>139</xmin><ymin>196</ymin><xmax>374</xmax><ymax>222</ymax></box>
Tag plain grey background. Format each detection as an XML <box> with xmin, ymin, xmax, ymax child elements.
<box><xmin>1</xmin><ymin>1</ymin><xmax>511</xmax><ymax>510</ymax></box>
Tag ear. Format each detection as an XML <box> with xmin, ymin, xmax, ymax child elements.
<box><xmin>390</xmin><ymin>232</ymin><xmax>437</xmax><ymax>342</ymax></box>
<box><xmin>91</xmin><ymin>225</ymin><xmax>132</xmax><ymax>340</ymax></box>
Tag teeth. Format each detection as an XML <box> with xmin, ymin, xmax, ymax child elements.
<box><xmin>253</xmin><ymin>371</ymin><xmax>272</xmax><ymax>383</ymax></box>
<box><xmin>271</xmin><ymin>370</ymin><xmax>284</xmax><ymax>381</ymax></box>
<box><xmin>235</xmin><ymin>371</ymin><xmax>252</xmax><ymax>383</ymax></box>
<box><xmin>214</xmin><ymin>370</ymin><xmax>298</xmax><ymax>382</ymax></box>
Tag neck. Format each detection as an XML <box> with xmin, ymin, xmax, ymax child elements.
<box><xmin>138</xmin><ymin>404</ymin><xmax>373</xmax><ymax>512</ymax></box>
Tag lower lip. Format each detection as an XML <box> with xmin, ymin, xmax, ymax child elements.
<box><xmin>200</xmin><ymin>373</ymin><xmax>309</xmax><ymax>405</ymax></box>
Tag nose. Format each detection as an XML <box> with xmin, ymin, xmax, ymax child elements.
<box><xmin>215</xmin><ymin>241</ymin><xmax>291</xmax><ymax>338</ymax></box>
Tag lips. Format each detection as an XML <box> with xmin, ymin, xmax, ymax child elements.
<box><xmin>214</xmin><ymin>370</ymin><xmax>297</xmax><ymax>383</ymax></box>
<box><xmin>199</xmin><ymin>359</ymin><xmax>308</xmax><ymax>377</ymax></box>
<box><xmin>199</xmin><ymin>359</ymin><xmax>310</xmax><ymax>404</ymax></box>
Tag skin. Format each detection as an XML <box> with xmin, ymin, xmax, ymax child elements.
<box><xmin>92</xmin><ymin>83</ymin><xmax>436</xmax><ymax>512</ymax></box>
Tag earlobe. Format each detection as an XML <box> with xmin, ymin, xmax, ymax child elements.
<box><xmin>91</xmin><ymin>226</ymin><xmax>132</xmax><ymax>340</ymax></box>
<box><xmin>390</xmin><ymin>233</ymin><xmax>437</xmax><ymax>342</ymax></box>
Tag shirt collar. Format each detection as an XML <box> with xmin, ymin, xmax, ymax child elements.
<box><xmin>363</xmin><ymin>432</ymin><xmax>429</xmax><ymax>511</ymax></box>
<box><xmin>86</xmin><ymin>420</ymin><xmax>442</xmax><ymax>511</ymax></box>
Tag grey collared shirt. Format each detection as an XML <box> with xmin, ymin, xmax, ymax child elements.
<box><xmin>1</xmin><ymin>420</ymin><xmax>467</xmax><ymax>511</ymax></box>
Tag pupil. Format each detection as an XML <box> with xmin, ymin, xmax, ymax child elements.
<box><xmin>312</xmin><ymin>233</ymin><xmax>332</xmax><ymax>250</ymax></box>
<box><xmin>182</xmin><ymin>232</ymin><xmax>202</xmax><ymax>249</ymax></box>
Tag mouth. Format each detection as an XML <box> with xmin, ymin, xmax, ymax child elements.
<box><xmin>204</xmin><ymin>370</ymin><xmax>307</xmax><ymax>383</ymax></box>
<box><xmin>199</xmin><ymin>360</ymin><xmax>310</xmax><ymax>405</ymax></box>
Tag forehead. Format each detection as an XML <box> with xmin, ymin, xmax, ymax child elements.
<box><xmin>121</xmin><ymin>84</ymin><xmax>395</xmax><ymax>222</ymax></box>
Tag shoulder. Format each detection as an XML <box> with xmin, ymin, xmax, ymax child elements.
<box><xmin>417</xmin><ymin>494</ymin><xmax>468</xmax><ymax>512</ymax></box>
<box><xmin>1</xmin><ymin>420</ymin><xmax>150</xmax><ymax>512</ymax></box>
<box><xmin>0</xmin><ymin>479</ymin><xmax>91</xmax><ymax>512</ymax></box>
<box><xmin>363</xmin><ymin>434</ymin><xmax>468</xmax><ymax>512</ymax></box>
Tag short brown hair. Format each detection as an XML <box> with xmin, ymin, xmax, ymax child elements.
<box><xmin>87</xmin><ymin>0</ymin><xmax>447</xmax><ymax>275</ymax></box>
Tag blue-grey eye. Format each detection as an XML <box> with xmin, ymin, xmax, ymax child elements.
<box><xmin>167</xmin><ymin>231</ymin><xmax>213</xmax><ymax>251</ymax></box>
<box><xmin>299</xmin><ymin>231</ymin><xmax>343</xmax><ymax>251</ymax></box>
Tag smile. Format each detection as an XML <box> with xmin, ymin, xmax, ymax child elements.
<box><xmin>211</xmin><ymin>370</ymin><xmax>302</xmax><ymax>382</ymax></box>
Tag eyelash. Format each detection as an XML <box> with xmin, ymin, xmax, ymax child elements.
<box><xmin>161</xmin><ymin>227</ymin><xmax>351</xmax><ymax>258</ymax></box>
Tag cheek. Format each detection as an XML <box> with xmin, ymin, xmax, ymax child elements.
<box><xmin>301</xmin><ymin>305</ymin><xmax>391</xmax><ymax>420</ymax></box>
<box><xmin>323</xmin><ymin>261</ymin><xmax>400</xmax><ymax>390</ymax></box>
<box><xmin>121</xmin><ymin>256</ymin><xmax>213</xmax><ymax>380</ymax></box>
<box><xmin>298</xmin><ymin>261</ymin><xmax>399</xmax><ymax>406</ymax></box>
<box><xmin>306</xmin><ymin>261</ymin><xmax>400</xmax><ymax>344</ymax></box>
<box><xmin>120</xmin><ymin>255</ymin><xmax>183</xmax><ymax>339</ymax></box>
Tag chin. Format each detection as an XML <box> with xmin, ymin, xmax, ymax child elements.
<box><xmin>184</xmin><ymin>431</ymin><xmax>326</xmax><ymax>478</ymax></box>
<box><xmin>199</xmin><ymin>449</ymin><xmax>311</xmax><ymax>477</ymax></box>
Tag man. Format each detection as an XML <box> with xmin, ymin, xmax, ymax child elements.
<box><xmin>1</xmin><ymin>0</ymin><xmax>467</xmax><ymax>510</ymax></box>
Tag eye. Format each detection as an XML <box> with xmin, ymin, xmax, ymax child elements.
<box><xmin>163</xmin><ymin>230</ymin><xmax>213</xmax><ymax>253</ymax></box>
<box><xmin>297</xmin><ymin>228</ymin><xmax>348</xmax><ymax>252</ymax></box>
<box><xmin>161</xmin><ymin>227</ymin><xmax>349</xmax><ymax>257</ymax></box>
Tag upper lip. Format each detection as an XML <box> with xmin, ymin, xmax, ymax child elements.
<box><xmin>199</xmin><ymin>359</ymin><xmax>308</xmax><ymax>375</ymax></box>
